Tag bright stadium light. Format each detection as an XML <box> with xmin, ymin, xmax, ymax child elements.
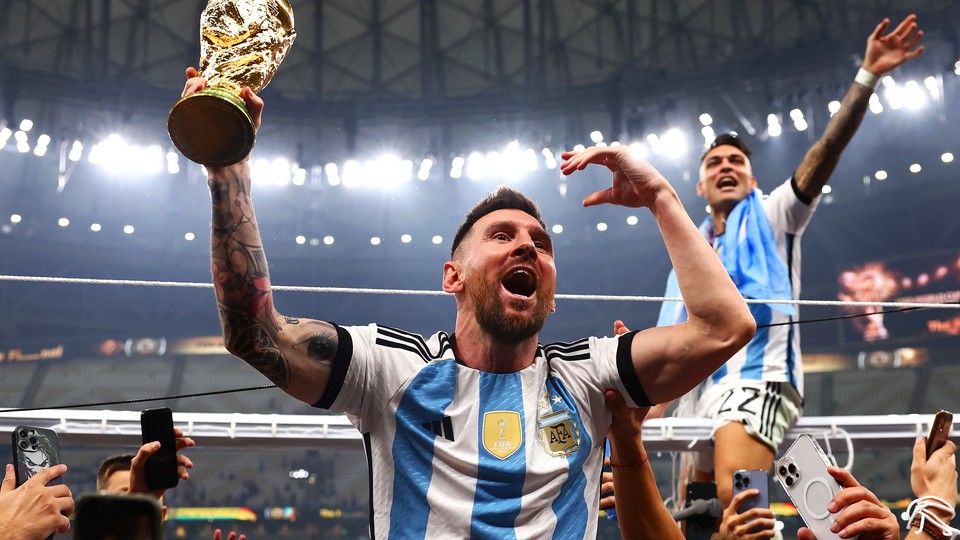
<box><xmin>646</xmin><ymin>134</ymin><xmax>661</xmax><ymax>155</ymax></box>
<box><xmin>291</xmin><ymin>166</ymin><xmax>306</xmax><ymax>186</ymax></box>
<box><xmin>789</xmin><ymin>109</ymin><xmax>804</xmax><ymax>122</ymax></box>
<box><xmin>123</xmin><ymin>225</ymin><xmax>135</xmax><ymax>234</ymax></box>
<box><xmin>701</xmin><ymin>126</ymin><xmax>715</xmax><ymax>144</ymax></box>
<box><xmin>295</xmin><ymin>235</ymin><xmax>306</xmax><ymax>245</ymax></box>
<box><xmin>884</xmin><ymin>82</ymin><xmax>904</xmax><ymax>110</ymax></box>
<box><xmin>551</xmin><ymin>224</ymin><xmax>563</xmax><ymax>234</ymax></box>
<box><xmin>450</xmin><ymin>156</ymin><xmax>464</xmax><ymax>179</ymax></box>
<box><xmin>573</xmin><ymin>144</ymin><xmax>586</xmax><ymax>152</ymax></box>
<box><xmin>400</xmin><ymin>234</ymin><xmax>412</xmax><ymax>244</ymax></box>
<box><xmin>58</xmin><ymin>218</ymin><xmax>70</xmax><ymax>227</ymax></box>
<box><xmin>590</xmin><ymin>131</ymin><xmax>604</xmax><ymax>143</ymax></box>
<box><xmin>902</xmin><ymin>80</ymin><xmax>926</xmax><ymax>109</ymax></box>
<box><xmin>466</xmin><ymin>152</ymin><xmax>485</xmax><ymax>180</ymax></box>
<box><xmin>909</xmin><ymin>163</ymin><xmax>921</xmax><ymax>173</ymax></box>
<box><xmin>418</xmin><ymin>158</ymin><xmax>434</xmax><ymax>181</ymax></box>
<box><xmin>924</xmin><ymin>76</ymin><xmax>940</xmax><ymax>99</ymax></box>
<box><xmin>596</xmin><ymin>222</ymin><xmax>608</xmax><ymax>232</ymax></box>
<box><xmin>542</xmin><ymin>148</ymin><xmax>558</xmax><ymax>170</ymax></box>
<box><xmin>90</xmin><ymin>223</ymin><xmax>102</xmax><ymax>232</ymax></box>
<box><xmin>325</xmin><ymin>163</ymin><xmax>341</xmax><ymax>186</ymax></box>
<box><xmin>0</xmin><ymin>127</ymin><xmax>11</xmax><ymax>149</ymax></box>
<box><xmin>370</xmin><ymin>236</ymin><xmax>381</xmax><ymax>245</ymax></box>
<box><xmin>869</xmin><ymin>93</ymin><xmax>884</xmax><ymax>114</ymax></box>
<box><xmin>10</xmin><ymin>214</ymin><xmax>22</xmax><ymax>224</ymax></box>
<box><xmin>432</xmin><ymin>235</ymin><xmax>443</xmax><ymax>245</ymax></box>
<box><xmin>628</xmin><ymin>142</ymin><xmax>648</xmax><ymax>160</ymax></box>
<box><xmin>323</xmin><ymin>236</ymin><xmax>334</xmax><ymax>245</ymax></box>
<box><xmin>184</xmin><ymin>232</ymin><xmax>195</xmax><ymax>241</ymax></box>
<box><xmin>19</xmin><ymin>119</ymin><xmax>33</xmax><ymax>132</ymax></box>
<box><xmin>341</xmin><ymin>159</ymin><xmax>361</xmax><ymax>187</ymax></box>
<box><xmin>821</xmin><ymin>185</ymin><xmax>832</xmax><ymax>194</ymax></box>
<box><xmin>875</xmin><ymin>170</ymin><xmax>888</xmax><ymax>180</ymax></box>
<box><xmin>69</xmin><ymin>141</ymin><xmax>84</xmax><ymax>162</ymax></box>
<box><xmin>942</xmin><ymin>152</ymin><xmax>954</xmax><ymax>163</ymax></box>
<box><xmin>767</xmin><ymin>114</ymin><xmax>782</xmax><ymax>138</ymax></box>
<box><xmin>699</xmin><ymin>113</ymin><xmax>713</xmax><ymax>126</ymax></box>
<box><xmin>827</xmin><ymin>101</ymin><xmax>841</xmax><ymax>116</ymax></box>
<box><xmin>626</xmin><ymin>215</ymin><xmax>638</xmax><ymax>226</ymax></box>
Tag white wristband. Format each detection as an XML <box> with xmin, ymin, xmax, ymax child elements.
<box><xmin>855</xmin><ymin>67</ymin><xmax>880</xmax><ymax>90</ymax></box>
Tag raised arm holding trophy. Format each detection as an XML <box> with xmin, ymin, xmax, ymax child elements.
<box><xmin>167</xmin><ymin>0</ymin><xmax>296</xmax><ymax>166</ymax></box>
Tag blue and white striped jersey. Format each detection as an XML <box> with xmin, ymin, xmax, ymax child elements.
<box><xmin>706</xmin><ymin>178</ymin><xmax>819</xmax><ymax>397</ymax></box>
<box><xmin>315</xmin><ymin>323</ymin><xmax>648</xmax><ymax>539</ymax></box>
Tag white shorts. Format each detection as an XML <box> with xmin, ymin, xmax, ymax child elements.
<box><xmin>694</xmin><ymin>381</ymin><xmax>802</xmax><ymax>468</ymax></box>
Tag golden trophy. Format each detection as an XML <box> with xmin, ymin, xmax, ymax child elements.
<box><xmin>168</xmin><ymin>0</ymin><xmax>296</xmax><ymax>166</ymax></box>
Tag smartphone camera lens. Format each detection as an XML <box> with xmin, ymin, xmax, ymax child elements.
<box><xmin>788</xmin><ymin>463</ymin><xmax>797</xmax><ymax>474</ymax></box>
<box><xmin>18</xmin><ymin>440</ymin><xmax>28</xmax><ymax>450</ymax></box>
<box><xmin>785</xmin><ymin>476</ymin><xmax>794</xmax><ymax>487</ymax></box>
<box><xmin>28</xmin><ymin>436</ymin><xmax>38</xmax><ymax>445</ymax></box>
<box><xmin>18</xmin><ymin>429</ymin><xmax>27</xmax><ymax>438</ymax></box>
<box><xmin>778</xmin><ymin>466</ymin><xmax>788</xmax><ymax>476</ymax></box>
<box><xmin>742</xmin><ymin>476</ymin><xmax>751</xmax><ymax>487</ymax></box>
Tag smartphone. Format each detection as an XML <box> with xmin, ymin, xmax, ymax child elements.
<box><xmin>601</xmin><ymin>438</ymin><xmax>617</xmax><ymax>520</ymax></box>
<box><xmin>140</xmin><ymin>407</ymin><xmax>179</xmax><ymax>491</ymax></box>
<box><xmin>74</xmin><ymin>493</ymin><xmax>162</xmax><ymax>540</ymax></box>
<box><xmin>925</xmin><ymin>410</ymin><xmax>953</xmax><ymax>459</ymax></box>
<box><xmin>732</xmin><ymin>469</ymin><xmax>770</xmax><ymax>518</ymax></box>
<box><xmin>685</xmin><ymin>481</ymin><xmax>718</xmax><ymax>540</ymax></box>
<box><xmin>775</xmin><ymin>434</ymin><xmax>855</xmax><ymax>540</ymax></box>
<box><xmin>11</xmin><ymin>426</ymin><xmax>63</xmax><ymax>488</ymax></box>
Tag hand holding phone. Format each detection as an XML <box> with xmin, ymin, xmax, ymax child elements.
<box><xmin>140</xmin><ymin>408</ymin><xmax>179</xmax><ymax>491</ymax></box>
<box><xmin>775</xmin><ymin>434</ymin><xmax>854</xmax><ymax>540</ymax></box>
<box><xmin>11</xmin><ymin>426</ymin><xmax>62</xmax><ymax>488</ymax></box>
<box><xmin>732</xmin><ymin>470</ymin><xmax>769</xmax><ymax>517</ymax></box>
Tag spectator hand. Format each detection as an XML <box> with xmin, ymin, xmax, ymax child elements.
<box><xmin>129</xmin><ymin>427</ymin><xmax>195</xmax><ymax>499</ymax></box>
<box><xmin>796</xmin><ymin>467</ymin><xmax>898</xmax><ymax>540</ymax></box>
<box><xmin>213</xmin><ymin>529</ymin><xmax>247</xmax><ymax>540</ymax></box>
<box><xmin>911</xmin><ymin>435</ymin><xmax>958</xmax><ymax>513</ymax></box>
<box><xmin>560</xmin><ymin>146</ymin><xmax>673</xmax><ymax>209</ymax></box>
<box><xmin>717</xmin><ymin>488</ymin><xmax>776</xmax><ymax>539</ymax></box>
<box><xmin>0</xmin><ymin>464</ymin><xmax>74</xmax><ymax>539</ymax></box>
<box><xmin>862</xmin><ymin>14</ymin><xmax>923</xmax><ymax>75</ymax></box>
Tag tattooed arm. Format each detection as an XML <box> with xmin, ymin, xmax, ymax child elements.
<box><xmin>183</xmin><ymin>68</ymin><xmax>337</xmax><ymax>405</ymax></box>
<box><xmin>794</xmin><ymin>14</ymin><xmax>923</xmax><ymax>200</ymax></box>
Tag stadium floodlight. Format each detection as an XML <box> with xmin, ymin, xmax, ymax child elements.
<box><xmin>10</xmin><ymin>214</ymin><xmax>22</xmax><ymax>224</ymax></box>
<box><xmin>324</xmin><ymin>163</ymin><xmax>340</xmax><ymax>186</ymax></box>
<box><xmin>590</xmin><ymin>131</ymin><xmax>603</xmax><ymax>143</ymax></box>
<box><xmin>291</xmin><ymin>167</ymin><xmax>306</xmax><ymax>186</ymax></box>
<box><xmin>875</xmin><ymin>170</ymin><xmax>888</xmax><ymax>180</ymax></box>
<box><xmin>789</xmin><ymin>109</ymin><xmax>804</xmax><ymax>122</ymax></box>
<box><xmin>699</xmin><ymin>113</ymin><xmax>713</xmax><ymax>126</ymax></box>
<box><xmin>626</xmin><ymin>215</ymin><xmax>638</xmax><ymax>226</ymax></box>
<box><xmin>794</xmin><ymin>118</ymin><xmax>808</xmax><ymax>132</ymax></box>
<box><xmin>342</xmin><ymin>159</ymin><xmax>361</xmax><ymax>187</ymax></box>
<box><xmin>90</xmin><ymin>223</ymin><xmax>102</xmax><ymax>232</ymax></box>
<box><xmin>646</xmin><ymin>134</ymin><xmax>661</xmax><ymax>155</ymax></box>
<box><xmin>869</xmin><ymin>93</ymin><xmax>884</xmax><ymax>114</ymax></box>
<box><xmin>909</xmin><ymin>163</ymin><xmax>921</xmax><ymax>173</ymax></box>
<box><xmin>466</xmin><ymin>152</ymin><xmax>485</xmax><ymax>180</ymax></box>
<box><xmin>821</xmin><ymin>185</ymin><xmax>832</xmax><ymax>194</ymax></box>
<box><xmin>401</xmin><ymin>234</ymin><xmax>412</xmax><ymax>244</ymax></box>
<box><xmin>828</xmin><ymin>101</ymin><xmax>841</xmax><ymax>116</ymax></box>
<box><xmin>661</xmin><ymin>129</ymin><xmax>687</xmax><ymax>159</ymax></box>
<box><xmin>596</xmin><ymin>222</ymin><xmax>608</xmax><ymax>232</ymax></box>
<box><xmin>450</xmin><ymin>156</ymin><xmax>464</xmax><ymax>179</ymax></box>
<box><xmin>19</xmin><ymin>119</ymin><xmax>33</xmax><ymax>132</ymax></box>
<box><xmin>0</xmin><ymin>127</ymin><xmax>11</xmax><ymax>149</ymax></box>
<box><xmin>370</xmin><ymin>236</ymin><xmax>381</xmax><ymax>245</ymax></box>
<box><xmin>628</xmin><ymin>142</ymin><xmax>648</xmax><ymax>160</ymax></box>
<box><xmin>884</xmin><ymin>82</ymin><xmax>904</xmax><ymax>110</ymax></box>
<box><xmin>33</xmin><ymin>134</ymin><xmax>50</xmax><ymax>157</ymax></box>
<box><xmin>323</xmin><ymin>236</ymin><xmax>334</xmax><ymax>245</ymax></box>
<box><xmin>573</xmin><ymin>144</ymin><xmax>586</xmax><ymax>152</ymax></box>
<box><xmin>902</xmin><ymin>80</ymin><xmax>926</xmax><ymax>109</ymax></box>
<box><xmin>184</xmin><ymin>232</ymin><xmax>195</xmax><ymax>241</ymax></box>
<box><xmin>942</xmin><ymin>152</ymin><xmax>954</xmax><ymax>163</ymax></box>
<box><xmin>551</xmin><ymin>224</ymin><xmax>563</xmax><ymax>234</ymax></box>
<box><xmin>701</xmin><ymin>126</ymin><xmax>715</xmax><ymax>142</ymax></box>
<box><xmin>432</xmin><ymin>235</ymin><xmax>443</xmax><ymax>245</ymax></box>
<box><xmin>69</xmin><ymin>141</ymin><xmax>83</xmax><ymax>162</ymax></box>
<box><xmin>924</xmin><ymin>76</ymin><xmax>940</xmax><ymax>99</ymax></box>
<box><xmin>58</xmin><ymin>218</ymin><xmax>70</xmax><ymax>227</ymax></box>
<box><xmin>418</xmin><ymin>158</ymin><xmax>434</xmax><ymax>181</ymax></box>
<box><xmin>767</xmin><ymin>114</ymin><xmax>782</xmax><ymax>138</ymax></box>
<box><xmin>542</xmin><ymin>148</ymin><xmax>558</xmax><ymax>170</ymax></box>
<box><xmin>123</xmin><ymin>225</ymin><xmax>135</xmax><ymax>234</ymax></box>
<box><xmin>295</xmin><ymin>235</ymin><xmax>306</xmax><ymax>245</ymax></box>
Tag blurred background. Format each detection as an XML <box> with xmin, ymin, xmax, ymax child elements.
<box><xmin>1</xmin><ymin>0</ymin><xmax>960</xmax><ymax>537</ymax></box>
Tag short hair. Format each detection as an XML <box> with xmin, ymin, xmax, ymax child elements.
<box><xmin>700</xmin><ymin>133</ymin><xmax>752</xmax><ymax>163</ymax></box>
<box><xmin>451</xmin><ymin>187</ymin><xmax>546</xmax><ymax>258</ymax></box>
<box><xmin>97</xmin><ymin>453</ymin><xmax>134</xmax><ymax>490</ymax></box>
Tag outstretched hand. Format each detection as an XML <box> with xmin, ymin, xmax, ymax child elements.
<box><xmin>796</xmin><ymin>467</ymin><xmax>898</xmax><ymax>540</ymax></box>
<box><xmin>718</xmin><ymin>488</ymin><xmax>776</xmax><ymax>539</ymax></box>
<box><xmin>862</xmin><ymin>14</ymin><xmax>923</xmax><ymax>75</ymax></box>
<box><xmin>560</xmin><ymin>146</ymin><xmax>673</xmax><ymax>209</ymax></box>
<box><xmin>182</xmin><ymin>67</ymin><xmax>264</xmax><ymax>131</ymax></box>
<box><xmin>0</xmin><ymin>464</ymin><xmax>74</xmax><ymax>538</ymax></box>
<box><xmin>129</xmin><ymin>427</ymin><xmax>195</xmax><ymax>499</ymax></box>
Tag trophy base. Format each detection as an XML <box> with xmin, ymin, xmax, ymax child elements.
<box><xmin>167</xmin><ymin>88</ymin><xmax>255</xmax><ymax>167</ymax></box>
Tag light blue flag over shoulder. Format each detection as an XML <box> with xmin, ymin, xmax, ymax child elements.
<box><xmin>657</xmin><ymin>189</ymin><xmax>794</xmax><ymax>327</ymax></box>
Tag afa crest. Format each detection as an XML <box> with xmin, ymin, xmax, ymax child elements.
<box><xmin>537</xmin><ymin>409</ymin><xmax>581</xmax><ymax>457</ymax></box>
<box><xmin>482</xmin><ymin>411</ymin><xmax>522</xmax><ymax>460</ymax></box>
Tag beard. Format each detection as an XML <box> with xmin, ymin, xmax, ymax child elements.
<box><xmin>470</xmin><ymin>271</ymin><xmax>553</xmax><ymax>345</ymax></box>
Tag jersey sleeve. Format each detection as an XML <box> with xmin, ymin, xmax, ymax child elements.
<box><xmin>762</xmin><ymin>177</ymin><xmax>820</xmax><ymax>235</ymax></box>
<box><xmin>546</xmin><ymin>332</ymin><xmax>652</xmax><ymax>410</ymax></box>
<box><xmin>312</xmin><ymin>323</ymin><xmax>421</xmax><ymax>432</ymax></box>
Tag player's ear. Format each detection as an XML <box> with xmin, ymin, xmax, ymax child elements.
<box><xmin>442</xmin><ymin>261</ymin><xmax>463</xmax><ymax>294</ymax></box>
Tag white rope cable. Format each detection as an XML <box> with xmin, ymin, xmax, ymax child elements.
<box><xmin>0</xmin><ymin>274</ymin><xmax>958</xmax><ymax>309</ymax></box>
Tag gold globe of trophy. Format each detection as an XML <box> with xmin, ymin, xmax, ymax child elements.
<box><xmin>168</xmin><ymin>0</ymin><xmax>296</xmax><ymax>166</ymax></box>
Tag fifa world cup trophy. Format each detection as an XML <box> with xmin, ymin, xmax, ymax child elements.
<box><xmin>168</xmin><ymin>0</ymin><xmax>296</xmax><ymax>166</ymax></box>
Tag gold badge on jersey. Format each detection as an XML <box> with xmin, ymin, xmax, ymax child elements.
<box><xmin>482</xmin><ymin>411</ymin><xmax>522</xmax><ymax>460</ymax></box>
<box><xmin>537</xmin><ymin>409</ymin><xmax>581</xmax><ymax>457</ymax></box>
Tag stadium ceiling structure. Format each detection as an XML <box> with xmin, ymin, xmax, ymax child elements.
<box><xmin>3</xmin><ymin>0</ymin><xmax>959</xmax><ymax>153</ymax></box>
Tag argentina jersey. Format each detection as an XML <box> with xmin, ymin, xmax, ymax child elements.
<box><xmin>706</xmin><ymin>178</ymin><xmax>818</xmax><ymax>397</ymax></box>
<box><xmin>315</xmin><ymin>323</ymin><xmax>649</xmax><ymax>539</ymax></box>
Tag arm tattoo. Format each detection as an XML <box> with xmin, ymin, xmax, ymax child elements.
<box><xmin>794</xmin><ymin>83</ymin><xmax>872</xmax><ymax>197</ymax></box>
<box><xmin>219</xmin><ymin>304</ymin><xmax>290</xmax><ymax>389</ymax></box>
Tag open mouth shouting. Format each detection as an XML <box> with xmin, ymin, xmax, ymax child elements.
<box><xmin>501</xmin><ymin>266</ymin><xmax>538</xmax><ymax>300</ymax></box>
